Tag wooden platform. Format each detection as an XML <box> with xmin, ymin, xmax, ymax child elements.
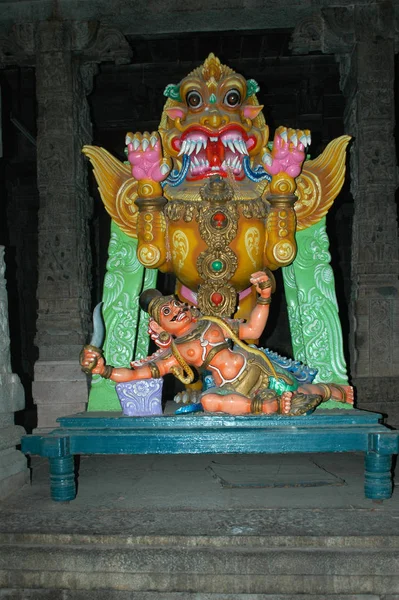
<box><xmin>21</xmin><ymin>408</ymin><xmax>399</xmax><ymax>502</ymax></box>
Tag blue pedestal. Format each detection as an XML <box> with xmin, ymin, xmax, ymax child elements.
<box><xmin>21</xmin><ymin>409</ymin><xmax>398</xmax><ymax>502</ymax></box>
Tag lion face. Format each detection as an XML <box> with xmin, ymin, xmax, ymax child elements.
<box><xmin>159</xmin><ymin>54</ymin><xmax>269</xmax><ymax>182</ymax></box>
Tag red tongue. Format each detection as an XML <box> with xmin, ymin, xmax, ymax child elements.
<box><xmin>207</xmin><ymin>139</ymin><xmax>224</xmax><ymax>167</ymax></box>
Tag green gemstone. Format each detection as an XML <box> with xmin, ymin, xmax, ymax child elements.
<box><xmin>211</xmin><ymin>260</ymin><xmax>223</xmax><ymax>272</ymax></box>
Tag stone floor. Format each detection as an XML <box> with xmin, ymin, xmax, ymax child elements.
<box><xmin>0</xmin><ymin>447</ymin><xmax>398</xmax><ymax>598</ymax></box>
<box><xmin>1</xmin><ymin>450</ymin><xmax>398</xmax><ymax>536</ymax></box>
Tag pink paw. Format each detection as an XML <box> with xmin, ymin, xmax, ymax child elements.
<box><xmin>262</xmin><ymin>126</ymin><xmax>311</xmax><ymax>178</ymax></box>
<box><xmin>126</xmin><ymin>131</ymin><xmax>171</xmax><ymax>182</ymax></box>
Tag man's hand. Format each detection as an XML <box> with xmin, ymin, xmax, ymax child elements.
<box><xmin>80</xmin><ymin>346</ymin><xmax>105</xmax><ymax>375</ymax></box>
<box><xmin>249</xmin><ymin>271</ymin><xmax>272</xmax><ymax>299</ymax></box>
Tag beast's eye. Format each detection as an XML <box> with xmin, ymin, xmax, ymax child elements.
<box><xmin>224</xmin><ymin>89</ymin><xmax>241</xmax><ymax>107</ymax></box>
<box><xmin>162</xmin><ymin>307</ymin><xmax>171</xmax><ymax>316</ymax></box>
<box><xmin>186</xmin><ymin>91</ymin><xmax>203</xmax><ymax>108</ymax></box>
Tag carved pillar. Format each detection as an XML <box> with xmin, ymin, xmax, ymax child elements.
<box><xmin>33</xmin><ymin>21</ymin><xmax>131</xmax><ymax>429</ymax></box>
<box><xmin>0</xmin><ymin>246</ymin><xmax>28</xmax><ymax>497</ymax></box>
<box><xmin>292</xmin><ymin>4</ymin><xmax>399</xmax><ymax>424</ymax></box>
<box><xmin>338</xmin><ymin>8</ymin><xmax>399</xmax><ymax>423</ymax></box>
<box><xmin>32</xmin><ymin>21</ymin><xmax>93</xmax><ymax>428</ymax></box>
<box><xmin>1</xmin><ymin>22</ymin><xmax>131</xmax><ymax>429</ymax></box>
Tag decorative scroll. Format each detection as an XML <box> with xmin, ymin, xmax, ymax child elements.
<box><xmin>87</xmin><ymin>221</ymin><xmax>154</xmax><ymax>411</ymax></box>
<box><xmin>172</xmin><ymin>230</ymin><xmax>189</xmax><ymax>272</ymax></box>
<box><xmin>244</xmin><ymin>227</ymin><xmax>261</xmax><ymax>269</ymax></box>
<box><xmin>283</xmin><ymin>217</ymin><xmax>349</xmax><ymax>391</ymax></box>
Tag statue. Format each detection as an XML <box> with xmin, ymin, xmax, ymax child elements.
<box><xmin>80</xmin><ymin>271</ymin><xmax>353</xmax><ymax>416</ymax></box>
<box><xmin>82</xmin><ymin>53</ymin><xmax>352</xmax><ymax>411</ymax></box>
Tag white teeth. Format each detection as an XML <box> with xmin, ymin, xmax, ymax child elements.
<box><xmin>221</xmin><ymin>160</ymin><xmax>227</xmax><ymax>170</ymax></box>
<box><xmin>125</xmin><ymin>134</ymin><xmax>132</xmax><ymax>145</ymax></box>
<box><xmin>133</xmin><ymin>138</ymin><xmax>140</xmax><ymax>150</ymax></box>
<box><xmin>211</xmin><ymin>166</ymin><xmax>219</xmax><ymax>171</ymax></box>
<box><xmin>193</xmin><ymin>156</ymin><xmax>200</xmax><ymax>166</ymax></box>
<box><xmin>221</xmin><ymin>138</ymin><xmax>228</xmax><ymax>147</ymax></box>
<box><xmin>239</xmin><ymin>140</ymin><xmax>248</xmax><ymax>155</ymax></box>
<box><xmin>232</xmin><ymin>156</ymin><xmax>240</xmax><ymax>169</ymax></box>
<box><xmin>196</xmin><ymin>140</ymin><xmax>203</xmax><ymax>154</ymax></box>
<box><xmin>150</xmin><ymin>136</ymin><xmax>158</xmax><ymax>147</ymax></box>
<box><xmin>290</xmin><ymin>133</ymin><xmax>298</xmax><ymax>147</ymax></box>
<box><xmin>233</xmin><ymin>139</ymin><xmax>241</xmax><ymax>152</ymax></box>
<box><xmin>187</xmin><ymin>140</ymin><xmax>196</xmax><ymax>156</ymax></box>
<box><xmin>210</xmin><ymin>136</ymin><xmax>218</xmax><ymax>142</ymax></box>
<box><xmin>307</xmin><ymin>134</ymin><xmax>311</xmax><ymax>145</ymax></box>
<box><xmin>178</xmin><ymin>140</ymin><xmax>188</xmax><ymax>156</ymax></box>
<box><xmin>203</xmin><ymin>138</ymin><xmax>208</xmax><ymax>149</ymax></box>
<box><xmin>280</xmin><ymin>130</ymin><xmax>288</xmax><ymax>142</ymax></box>
<box><xmin>227</xmin><ymin>140</ymin><xmax>236</xmax><ymax>153</ymax></box>
<box><xmin>141</xmin><ymin>138</ymin><xmax>149</xmax><ymax>151</ymax></box>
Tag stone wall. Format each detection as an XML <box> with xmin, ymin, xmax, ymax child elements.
<box><xmin>0</xmin><ymin>245</ymin><xmax>28</xmax><ymax>498</ymax></box>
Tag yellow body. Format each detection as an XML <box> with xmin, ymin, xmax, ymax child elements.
<box><xmin>83</xmin><ymin>54</ymin><xmax>350</xmax><ymax>320</ymax></box>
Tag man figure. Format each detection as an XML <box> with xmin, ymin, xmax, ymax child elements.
<box><xmin>80</xmin><ymin>271</ymin><xmax>353</xmax><ymax>416</ymax></box>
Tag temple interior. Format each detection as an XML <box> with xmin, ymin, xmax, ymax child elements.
<box><xmin>0</xmin><ymin>2</ymin><xmax>398</xmax><ymax>596</ymax></box>
<box><xmin>1</xmin><ymin>27</ymin><xmax>362</xmax><ymax>429</ymax></box>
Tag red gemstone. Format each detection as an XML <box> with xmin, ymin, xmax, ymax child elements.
<box><xmin>212</xmin><ymin>212</ymin><xmax>227</xmax><ymax>228</ymax></box>
<box><xmin>211</xmin><ymin>292</ymin><xmax>224</xmax><ymax>306</ymax></box>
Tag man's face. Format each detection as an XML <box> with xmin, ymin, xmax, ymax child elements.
<box><xmin>158</xmin><ymin>299</ymin><xmax>194</xmax><ymax>335</ymax></box>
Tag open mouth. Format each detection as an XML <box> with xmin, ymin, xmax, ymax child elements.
<box><xmin>171</xmin><ymin>126</ymin><xmax>256</xmax><ymax>180</ymax></box>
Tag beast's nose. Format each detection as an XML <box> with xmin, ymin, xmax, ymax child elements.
<box><xmin>200</xmin><ymin>111</ymin><xmax>229</xmax><ymax>129</ymax></box>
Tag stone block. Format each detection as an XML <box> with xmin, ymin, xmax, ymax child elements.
<box><xmin>0</xmin><ymin>426</ymin><xmax>26</xmax><ymax>451</ymax></box>
<box><xmin>36</xmin><ymin>402</ymin><xmax>86</xmax><ymax>430</ymax></box>
<box><xmin>0</xmin><ymin>469</ymin><xmax>29</xmax><ymax>502</ymax></box>
<box><xmin>33</xmin><ymin>360</ymin><xmax>89</xmax><ymax>428</ymax></box>
<box><xmin>0</xmin><ymin>414</ymin><xmax>15</xmax><ymax>428</ymax></box>
<box><xmin>0</xmin><ymin>374</ymin><xmax>25</xmax><ymax>413</ymax></box>
<box><xmin>33</xmin><ymin>381</ymin><xmax>89</xmax><ymax>404</ymax></box>
<box><xmin>36</xmin><ymin>344</ymin><xmax>87</xmax><ymax>361</ymax></box>
<box><xmin>34</xmin><ymin>360</ymin><xmax>87</xmax><ymax>382</ymax></box>
<box><xmin>0</xmin><ymin>448</ymin><xmax>27</xmax><ymax>481</ymax></box>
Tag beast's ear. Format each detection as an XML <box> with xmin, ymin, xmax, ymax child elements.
<box><xmin>242</xmin><ymin>105</ymin><xmax>264</xmax><ymax>120</ymax></box>
<box><xmin>164</xmin><ymin>107</ymin><xmax>187</xmax><ymax>121</ymax></box>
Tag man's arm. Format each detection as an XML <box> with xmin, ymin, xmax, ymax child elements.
<box><xmin>238</xmin><ymin>271</ymin><xmax>273</xmax><ymax>340</ymax></box>
<box><xmin>80</xmin><ymin>347</ymin><xmax>178</xmax><ymax>382</ymax></box>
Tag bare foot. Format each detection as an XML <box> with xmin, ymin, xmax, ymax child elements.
<box><xmin>280</xmin><ymin>391</ymin><xmax>293</xmax><ymax>415</ymax></box>
<box><xmin>329</xmin><ymin>384</ymin><xmax>354</xmax><ymax>405</ymax></box>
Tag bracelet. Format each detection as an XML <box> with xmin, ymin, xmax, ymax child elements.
<box><xmin>148</xmin><ymin>361</ymin><xmax>161</xmax><ymax>379</ymax></box>
<box><xmin>102</xmin><ymin>364</ymin><xmax>114</xmax><ymax>379</ymax></box>
<box><xmin>257</xmin><ymin>296</ymin><xmax>272</xmax><ymax>305</ymax></box>
<box><xmin>258</xmin><ymin>279</ymin><xmax>272</xmax><ymax>290</ymax></box>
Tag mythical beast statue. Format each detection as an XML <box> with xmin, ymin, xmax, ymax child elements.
<box><xmin>83</xmin><ymin>53</ymin><xmax>351</xmax><ymax>410</ymax></box>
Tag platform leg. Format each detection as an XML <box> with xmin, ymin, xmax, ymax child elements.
<box><xmin>49</xmin><ymin>456</ymin><xmax>76</xmax><ymax>502</ymax></box>
<box><xmin>364</xmin><ymin>452</ymin><xmax>393</xmax><ymax>500</ymax></box>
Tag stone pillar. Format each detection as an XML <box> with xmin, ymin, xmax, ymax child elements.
<box><xmin>32</xmin><ymin>21</ymin><xmax>132</xmax><ymax>429</ymax></box>
<box><xmin>33</xmin><ymin>21</ymin><xmax>93</xmax><ymax>429</ymax></box>
<box><xmin>338</xmin><ymin>8</ymin><xmax>399</xmax><ymax>425</ymax></box>
<box><xmin>292</xmin><ymin>3</ymin><xmax>399</xmax><ymax>425</ymax></box>
<box><xmin>0</xmin><ymin>246</ymin><xmax>28</xmax><ymax>498</ymax></box>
